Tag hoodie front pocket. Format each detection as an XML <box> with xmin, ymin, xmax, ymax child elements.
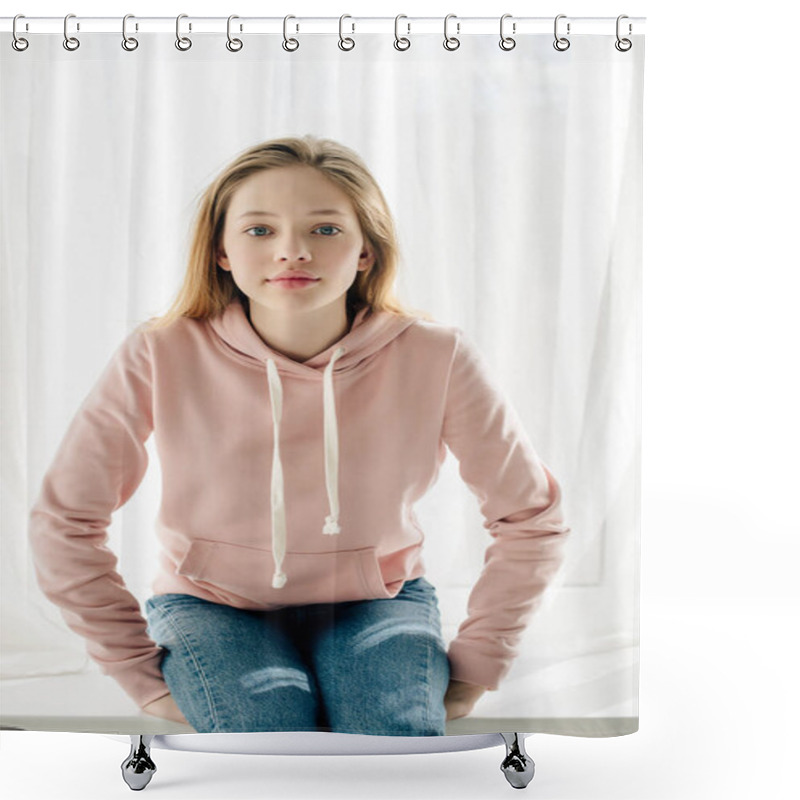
<box><xmin>176</xmin><ymin>538</ymin><xmax>393</xmax><ymax>607</ymax></box>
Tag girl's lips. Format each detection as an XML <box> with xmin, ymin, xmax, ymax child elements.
<box><xmin>270</xmin><ymin>278</ymin><xmax>319</xmax><ymax>288</ymax></box>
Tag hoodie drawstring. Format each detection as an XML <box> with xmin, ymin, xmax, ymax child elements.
<box><xmin>265</xmin><ymin>359</ymin><xmax>287</xmax><ymax>589</ymax></box>
<box><xmin>265</xmin><ymin>346</ymin><xmax>346</xmax><ymax>589</ymax></box>
<box><xmin>322</xmin><ymin>347</ymin><xmax>346</xmax><ymax>534</ymax></box>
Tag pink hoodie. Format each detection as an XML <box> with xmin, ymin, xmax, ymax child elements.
<box><xmin>28</xmin><ymin>296</ymin><xmax>569</xmax><ymax>709</ymax></box>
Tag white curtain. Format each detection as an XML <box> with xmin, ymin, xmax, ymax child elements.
<box><xmin>1</xmin><ymin>25</ymin><xmax>643</xmax><ymax>734</ymax></box>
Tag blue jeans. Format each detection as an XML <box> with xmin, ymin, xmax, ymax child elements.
<box><xmin>144</xmin><ymin>577</ymin><xmax>450</xmax><ymax>735</ymax></box>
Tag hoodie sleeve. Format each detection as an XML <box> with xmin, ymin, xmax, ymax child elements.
<box><xmin>441</xmin><ymin>329</ymin><xmax>570</xmax><ymax>691</ymax></box>
<box><xmin>28</xmin><ymin>325</ymin><xmax>171</xmax><ymax>709</ymax></box>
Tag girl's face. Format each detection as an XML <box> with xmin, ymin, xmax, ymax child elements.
<box><xmin>216</xmin><ymin>165</ymin><xmax>375</xmax><ymax>320</ymax></box>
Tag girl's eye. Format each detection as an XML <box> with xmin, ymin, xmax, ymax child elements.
<box><xmin>244</xmin><ymin>225</ymin><xmax>340</xmax><ymax>237</ymax></box>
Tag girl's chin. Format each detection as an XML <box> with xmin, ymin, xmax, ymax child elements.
<box><xmin>245</xmin><ymin>296</ymin><xmax>341</xmax><ymax>315</ymax></box>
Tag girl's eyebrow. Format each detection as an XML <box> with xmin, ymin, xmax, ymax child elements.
<box><xmin>237</xmin><ymin>209</ymin><xmax>347</xmax><ymax>219</ymax></box>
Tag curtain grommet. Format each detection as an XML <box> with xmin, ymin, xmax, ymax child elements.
<box><xmin>615</xmin><ymin>15</ymin><xmax>633</xmax><ymax>51</ymax></box>
<box><xmin>443</xmin><ymin>14</ymin><xmax>460</xmax><ymax>51</ymax></box>
<box><xmin>282</xmin><ymin>15</ymin><xmax>299</xmax><ymax>52</ymax></box>
<box><xmin>175</xmin><ymin>14</ymin><xmax>192</xmax><ymax>51</ymax></box>
<box><xmin>12</xmin><ymin>15</ymin><xmax>29</xmax><ymax>51</ymax></box>
<box><xmin>394</xmin><ymin>15</ymin><xmax>411</xmax><ymax>51</ymax></box>
<box><xmin>338</xmin><ymin>14</ymin><xmax>355</xmax><ymax>51</ymax></box>
<box><xmin>63</xmin><ymin>13</ymin><xmax>80</xmax><ymax>51</ymax></box>
<box><xmin>121</xmin><ymin>14</ymin><xmax>139</xmax><ymax>51</ymax></box>
<box><xmin>553</xmin><ymin>14</ymin><xmax>570</xmax><ymax>52</ymax></box>
<box><xmin>499</xmin><ymin>14</ymin><xmax>516</xmax><ymax>51</ymax></box>
<box><xmin>226</xmin><ymin>15</ymin><xmax>243</xmax><ymax>52</ymax></box>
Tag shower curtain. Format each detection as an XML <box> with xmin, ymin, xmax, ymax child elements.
<box><xmin>0</xmin><ymin>16</ymin><xmax>644</xmax><ymax>738</ymax></box>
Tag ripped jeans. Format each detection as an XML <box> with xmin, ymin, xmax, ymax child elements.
<box><xmin>143</xmin><ymin>577</ymin><xmax>450</xmax><ymax>735</ymax></box>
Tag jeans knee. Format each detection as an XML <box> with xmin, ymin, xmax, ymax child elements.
<box><xmin>331</xmin><ymin>689</ymin><xmax>446</xmax><ymax>736</ymax></box>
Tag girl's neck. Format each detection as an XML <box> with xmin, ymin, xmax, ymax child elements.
<box><xmin>245</xmin><ymin>299</ymin><xmax>352</xmax><ymax>362</ymax></box>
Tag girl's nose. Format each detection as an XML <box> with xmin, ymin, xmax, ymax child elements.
<box><xmin>274</xmin><ymin>232</ymin><xmax>311</xmax><ymax>261</ymax></box>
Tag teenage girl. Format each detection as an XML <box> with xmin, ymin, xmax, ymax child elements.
<box><xmin>29</xmin><ymin>135</ymin><xmax>569</xmax><ymax>735</ymax></box>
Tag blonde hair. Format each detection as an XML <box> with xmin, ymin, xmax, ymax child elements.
<box><xmin>145</xmin><ymin>135</ymin><xmax>431</xmax><ymax>330</ymax></box>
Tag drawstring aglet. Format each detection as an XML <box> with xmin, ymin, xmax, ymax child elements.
<box><xmin>322</xmin><ymin>516</ymin><xmax>341</xmax><ymax>535</ymax></box>
<box><xmin>272</xmin><ymin>571</ymin><xmax>287</xmax><ymax>589</ymax></box>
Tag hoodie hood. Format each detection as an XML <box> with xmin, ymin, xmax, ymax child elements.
<box><xmin>207</xmin><ymin>295</ymin><xmax>418</xmax><ymax>588</ymax></box>
<box><xmin>208</xmin><ymin>295</ymin><xmax>416</xmax><ymax>377</ymax></box>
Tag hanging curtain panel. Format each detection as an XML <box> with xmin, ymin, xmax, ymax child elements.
<box><xmin>1</xmin><ymin>15</ymin><xmax>644</xmax><ymax>745</ymax></box>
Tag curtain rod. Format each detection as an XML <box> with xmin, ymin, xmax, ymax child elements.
<box><xmin>1</xmin><ymin>16</ymin><xmax>646</xmax><ymax>36</ymax></box>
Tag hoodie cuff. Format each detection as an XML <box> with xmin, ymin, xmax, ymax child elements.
<box><xmin>446</xmin><ymin>640</ymin><xmax>510</xmax><ymax>691</ymax></box>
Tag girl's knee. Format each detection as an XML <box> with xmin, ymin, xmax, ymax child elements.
<box><xmin>180</xmin><ymin>686</ymin><xmax>320</xmax><ymax>733</ymax></box>
<box><xmin>328</xmin><ymin>687</ymin><xmax>446</xmax><ymax>736</ymax></box>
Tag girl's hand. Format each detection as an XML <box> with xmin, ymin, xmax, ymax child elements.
<box><xmin>141</xmin><ymin>693</ymin><xmax>191</xmax><ymax>725</ymax></box>
<box><xmin>444</xmin><ymin>679</ymin><xmax>487</xmax><ymax>720</ymax></box>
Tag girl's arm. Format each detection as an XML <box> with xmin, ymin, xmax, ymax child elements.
<box><xmin>441</xmin><ymin>330</ymin><xmax>570</xmax><ymax>692</ymax></box>
<box><xmin>28</xmin><ymin>325</ymin><xmax>171</xmax><ymax>710</ymax></box>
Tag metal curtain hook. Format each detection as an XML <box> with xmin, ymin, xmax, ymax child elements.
<box><xmin>339</xmin><ymin>14</ymin><xmax>355</xmax><ymax>51</ymax></box>
<box><xmin>553</xmin><ymin>14</ymin><xmax>570</xmax><ymax>51</ymax></box>
<box><xmin>394</xmin><ymin>14</ymin><xmax>410</xmax><ymax>50</ymax></box>
<box><xmin>226</xmin><ymin>15</ymin><xmax>243</xmax><ymax>51</ymax></box>
<box><xmin>615</xmin><ymin>14</ymin><xmax>632</xmax><ymax>51</ymax></box>
<box><xmin>122</xmin><ymin>14</ymin><xmax>139</xmax><ymax>51</ymax></box>
<box><xmin>283</xmin><ymin>15</ymin><xmax>299</xmax><ymax>51</ymax></box>
<box><xmin>176</xmin><ymin>14</ymin><xmax>192</xmax><ymax>50</ymax></box>
<box><xmin>443</xmin><ymin>14</ymin><xmax>460</xmax><ymax>51</ymax></box>
<box><xmin>12</xmin><ymin>14</ymin><xmax>29</xmax><ymax>51</ymax></box>
<box><xmin>499</xmin><ymin>13</ymin><xmax>516</xmax><ymax>51</ymax></box>
<box><xmin>63</xmin><ymin>13</ymin><xmax>80</xmax><ymax>51</ymax></box>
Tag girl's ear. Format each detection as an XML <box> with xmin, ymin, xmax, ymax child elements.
<box><xmin>217</xmin><ymin>248</ymin><xmax>230</xmax><ymax>271</ymax></box>
<box><xmin>358</xmin><ymin>244</ymin><xmax>376</xmax><ymax>272</ymax></box>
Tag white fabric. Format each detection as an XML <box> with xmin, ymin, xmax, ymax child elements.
<box><xmin>0</xmin><ymin>30</ymin><xmax>643</xmax><ymax>724</ymax></box>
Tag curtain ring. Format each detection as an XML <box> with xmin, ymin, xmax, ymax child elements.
<box><xmin>175</xmin><ymin>14</ymin><xmax>192</xmax><ymax>50</ymax></box>
<box><xmin>615</xmin><ymin>15</ymin><xmax>633</xmax><ymax>51</ymax></box>
<box><xmin>338</xmin><ymin>15</ymin><xmax>355</xmax><ymax>51</ymax></box>
<box><xmin>12</xmin><ymin>15</ymin><xmax>29</xmax><ymax>51</ymax></box>
<box><xmin>63</xmin><ymin>13</ymin><xmax>80</xmax><ymax>51</ymax></box>
<box><xmin>226</xmin><ymin>15</ymin><xmax>243</xmax><ymax>51</ymax></box>
<box><xmin>553</xmin><ymin>14</ymin><xmax>570</xmax><ymax>51</ymax></box>
<box><xmin>443</xmin><ymin>14</ymin><xmax>460</xmax><ymax>51</ymax></box>
<box><xmin>283</xmin><ymin>15</ymin><xmax>299</xmax><ymax>51</ymax></box>
<box><xmin>394</xmin><ymin>14</ymin><xmax>411</xmax><ymax>51</ymax></box>
<box><xmin>499</xmin><ymin>13</ymin><xmax>516</xmax><ymax>51</ymax></box>
<box><xmin>122</xmin><ymin>14</ymin><xmax>139</xmax><ymax>51</ymax></box>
